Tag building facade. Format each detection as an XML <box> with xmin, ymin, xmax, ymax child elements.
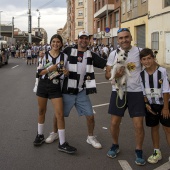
<box><xmin>148</xmin><ymin>0</ymin><xmax>170</xmax><ymax>65</ymax></box>
<box><xmin>93</xmin><ymin>0</ymin><xmax>120</xmax><ymax>46</ymax></box>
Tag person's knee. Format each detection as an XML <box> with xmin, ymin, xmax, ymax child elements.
<box><xmin>39</xmin><ymin>107</ymin><xmax>46</xmax><ymax>116</ymax></box>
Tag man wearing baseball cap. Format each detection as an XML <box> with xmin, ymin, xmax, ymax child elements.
<box><xmin>49</xmin><ymin>30</ymin><xmax>106</xmax><ymax>149</ymax></box>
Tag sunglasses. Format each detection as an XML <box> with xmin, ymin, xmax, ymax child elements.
<box><xmin>117</xmin><ymin>28</ymin><xmax>130</xmax><ymax>33</ymax></box>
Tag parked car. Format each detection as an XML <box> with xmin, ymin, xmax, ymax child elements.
<box><xmin>0</xmin><ymin>40</ymin><xmax>9</xmax><ymax>68</ymax></box>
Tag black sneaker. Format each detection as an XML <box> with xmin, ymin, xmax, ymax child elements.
<box><xmin>58</xmin><ymin>142</ymin><xmax>77</xmax><ymax>154</ymax></box>
<box><xmin>33</xmin><ymin>134</ymin><xmax>45</xmax><ymax>146</ymax></box>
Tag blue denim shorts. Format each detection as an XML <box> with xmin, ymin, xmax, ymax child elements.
<box><xmin>63</xmin><ymin>90</ymin><xmax>94</xmax><ymax>117</ymax></box>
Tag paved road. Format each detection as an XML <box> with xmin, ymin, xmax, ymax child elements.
<box><xmin>0</xmin><ymin>57</ymin><xmax>169</xmax><ymax>170</ymax></box>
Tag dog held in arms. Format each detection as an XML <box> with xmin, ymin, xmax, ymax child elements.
<box><xmin>109</xmin><ymin>49</ymin><xmax>131</xmax><ymax>100</ymax></box>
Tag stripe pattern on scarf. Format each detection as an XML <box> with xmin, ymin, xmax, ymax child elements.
<box><xmin>67</xmin><ymin>48</ymin><xmax>97</xmax><ymax>95</ymax></box>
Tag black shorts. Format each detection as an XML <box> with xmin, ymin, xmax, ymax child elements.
<box><xmin>108</xmin><ymin>91</ymin><xmax>146</xmax><ymax>118</ymax></box>
<box><xmin>36</xmin><ymin>78</ymin><xmax>62</xmax><ymax>99</ymax></box>
<box><xmin>145</xmin><ymin>104</ymin><xmax>170</xmax><ymax>127</ymax></box>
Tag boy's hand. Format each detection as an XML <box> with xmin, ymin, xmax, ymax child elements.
<box><xmin>146</xmin><ymin>104</ymin><xmax>158</xmax><ymax>115</ymax></box>
<box><xmin>161</xmin><ymin>108</ymin><xmax>170</xmax><ymax>119</ymax></box>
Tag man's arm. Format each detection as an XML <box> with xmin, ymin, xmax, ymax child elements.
<box><xmin>92</xmin><ymin>52</ymin><xmax>107</xmax><ymax>69</ymax></box>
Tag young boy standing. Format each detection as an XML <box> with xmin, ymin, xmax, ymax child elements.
<box><xmin>140</xmin><ymin>48</ymin><xmax>170</xmax><ymax>164</ymax></box>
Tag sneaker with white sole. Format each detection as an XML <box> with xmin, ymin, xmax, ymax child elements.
<box><xmin>86</xmin><ymin>136</ymin><xmax>102</xmax><ymax>149</ymax></box>
<box><xmin>58</xmin><ymin>142</ymin><xmax>77</xmax><ymax>154</ymax></box>
<box><xmin>107</xmin><ymin>144</ymin><xmax>120</xmax><ymax>158</ymax></box>
<box><xmin>45</xmin><ymin>132</ymin><xmax>58</xmax><ymax>144</ymax></box>
<box><xmin>135</xmin><ymin>149</ymin><xmax>146</xmax><ymax>166</ymax></box>
<box><xmin>147</xmin><ymin>150</ymin><xmax>162</xmax><ymax>164</ymax></box>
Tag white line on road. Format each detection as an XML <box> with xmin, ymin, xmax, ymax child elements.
<box><xmin>92</xmin><ymin>103</ymin><xmax>109</xmax><ymax>108</ymax></box>
<box><xmin>153</xmin><ymin>161</ymin><xmax>170</xmax><ymax>170</ymax></box>
<box><xmin>95</xmin><ymin>72</ymin><xmax>105</xmax><ymax>74</ymax></box>
<box><xmin>118</xmin><ymin>160</ymin><xmax>133</xmax><ymax>170</ymax></box>
<box><xmin>11</xmin><ymin>65</ymin><xmax>19</xmax><ymax>69</ymax></box>
<box><xmin>96</xmin><ymin>81</ymin><xmax>110</xmax><ymax>85</ymax></box>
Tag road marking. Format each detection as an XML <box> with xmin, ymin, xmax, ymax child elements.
<box><xmin>118</xmin><ymin>160</ymin><xmax>133</xmax><ymax>170</ymax></box>
<box><xmin>153</xmin><ymin>161</ymin><xmax>170</xmax><ymax>170</ymax></box>
<box><xmin>92</xmin><ymin>103</ymin><xmax>109</xmax><ymax>108</ymax></box>
<box><xmin>12</xmin><ymin>65</ymin><xmax>19</xmax><ymax>69</ymax></box>
<box><xmin>102</xmin><ymin>127</ymin><xmax>108</xmax><ymax>129</ymax></box>
<box><xmin>95</xmin><ymin>72</ymin><xmax>105</xmax><ymax>75</ymax></box>
<box><xmin>96</xmin><ymin>81</ymin><xmax>110</xmax><ymax>85</ymax></box>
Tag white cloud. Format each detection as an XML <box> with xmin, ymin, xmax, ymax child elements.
<box><xmin>1</xmin><ymin>1</ymin><xmax>67</xmax><ymax>43</ymax></box>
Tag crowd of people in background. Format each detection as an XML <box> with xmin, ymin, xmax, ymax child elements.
<box><xmin>5</xmin><ymin>40</ymin><xmax>116</xmax><ymax>66</ymax></box>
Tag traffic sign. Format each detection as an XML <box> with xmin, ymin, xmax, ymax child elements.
<box><xmin>105</xmin><ymin>27</ymin><xmax>110</xmax><ymax>33</ymax></box>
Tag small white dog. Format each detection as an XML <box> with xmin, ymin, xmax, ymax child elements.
<box><xmin>109</xmin><ymin>49</ymin><xmax>131</xmax><ymax>100</ymax></box>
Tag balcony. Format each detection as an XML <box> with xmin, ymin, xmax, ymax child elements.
<box><xmin>94</xmin><ymin>4</ymin><xmax>115</xmax><ymax>18</ymax></box>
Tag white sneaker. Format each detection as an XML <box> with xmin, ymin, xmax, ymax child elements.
<box><xmin>86</xmin><ymin>136</ymin><xmax>102</xmax><ymax>149</ymax></box>
<box><xmin>45</xmin><ymin>132</ymin><xmax>58</xmax><ymax>144</ymax></box>
<box><xmin>147</xmin><ymin>150</ymin><xmax>162</xmax><ymax>164</ymax></box>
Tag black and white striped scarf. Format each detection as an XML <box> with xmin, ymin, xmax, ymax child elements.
<box><xmin>66</xmin><ymin>48</ymin><xmax>97</xmax><ymax>95</ymax></box>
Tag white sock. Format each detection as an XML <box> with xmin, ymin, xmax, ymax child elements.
<box><xmin>58</xmin><ymin>129</ymin><xmax>65</xmax><ymax>145</ymax></box>
<box><xmin>38</xmin><ymin>123</ymin><xmax>44</xmax><ymax>135</ymax></box>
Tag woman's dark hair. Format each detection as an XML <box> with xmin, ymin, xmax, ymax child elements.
<box><xmin>50</xmin><ymin>34</ymin><xmax>63</xmax><ymax>50</ymax></box>
<box><xmin>140</xmin><ymin>48</ymin><xmax>155</xmax><ymax>59</ymax></box>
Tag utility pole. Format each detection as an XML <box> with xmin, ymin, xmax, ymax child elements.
<box><xmin>12</xmin><ymin>17</ymin><xmax>14</xmax><ymax>40</ymax></box>
<box><xmin>28</xmin><ymin>0</ymin><xmax>32</xmax><ymax>44</ymax></box>
<box><xmin>0</xmin><ymin>11</ymin><xmax>3</xmax><ymax>40</ymax></box>
<box><xmin>36</xmin><ymin>9</ymin><xmax>41</xmax><ymax>36</ymax></box>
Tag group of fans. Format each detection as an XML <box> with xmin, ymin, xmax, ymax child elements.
<box><xmin>5</xmin><ymin>41</ymin><xmax>115</xmax><ymax>65</ymax></box>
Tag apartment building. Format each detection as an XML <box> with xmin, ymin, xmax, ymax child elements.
<box><xmin>66</xmin><ymin>0</ymin><xmax>94</xmax><ymax>44</ymax></box>
<box><xmin>94</xmin><ymin>0</ymin><xmax>120</xmax><ymax>46</ymax></box>
<box><xmin>148</xmin><ymin>0</ymin><xmax>170</xmax><ymax>65</ymax></box>
<box><xmin>121</xmin><ymin>0</ymin><xmax>148</xmax><ymax>48</ymax></box>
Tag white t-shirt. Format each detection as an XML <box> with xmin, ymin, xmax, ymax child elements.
<box><xmin>107</xmin><ymin>46</ymin><xmax>142</xmax><ymax>92</ymax></box>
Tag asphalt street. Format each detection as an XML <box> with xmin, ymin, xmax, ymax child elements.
<box><xmin>0</xmin><ymin>57</ymin><xmax>169</xmax><ymax>170</ymax></box>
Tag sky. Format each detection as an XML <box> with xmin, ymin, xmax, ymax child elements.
<box><xmin>1</xmin><ymin>0</ymin><xmax>67</xmax><ymax>43</ymax></box>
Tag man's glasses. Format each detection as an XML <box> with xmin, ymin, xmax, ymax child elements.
<box><xmin>117</xmin><ymin>28</ymin><xmax>130</xmax><ymax>34</ymax></box>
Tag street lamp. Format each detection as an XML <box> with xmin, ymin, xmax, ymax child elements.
<box><xmin>0</xmin><ymin>11</ymin><xmax>3</xmax><ymax>40</ymax></box>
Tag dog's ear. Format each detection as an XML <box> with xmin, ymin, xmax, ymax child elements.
<box><xmin>116</xmin><ymin>48</ymin><xmax>120</xmax><ymax>53</ymax></box>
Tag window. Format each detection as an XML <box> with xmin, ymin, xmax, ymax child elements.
<box><xmin>78</xmin><ymin>0</ymin><xmax>83</xmax><ymax>6</ymax></box>
<box><xmin>127</xmin><ymin>0</ymin><xmax>132</xmax><ymax>12</ymax></box>
<box><xmin>141</xmin><ymin>0</ymin><xmax>146</xmax><ymax>2</ymax></box>
<box><xmin>109</xmin><ymin>14</ymin><xmax>112</xmax><ymax>27</ymax></box>
<box><xmin>78</xmin><ymin>21</ymin><xmax>83</xmax><ymax>26</ymax></box>
<box><xmin>164</xmin><ymin>0</ymin><xmax>170</xmax><ymax>7</ymax></box>
<box><xmin>122</xmin><ymin>0</ymin><xmax>125</xmax><ymax>15</ymax></box>
<box><xmin>151</xmin><ymin>32</ymin><xmax>159</xmax><ymax>50</ymax></box>
<box><xmin>134</xmin><ymin>0</ymin><xmax>138</xmax><ymax>7</ymax></box>
<box><xmin>115</xmin><ymin>12</ymin><xmax>119</xmax><ymax>27</ymax></box>
<box><xmin>78</xmin><ymin>10</ymin><xmax>83</xmax><ymax>16</ymax></box>
<box><xmin>102</xmin><ymin>0</ymin><xmax>105</xmax><ymax>7</ymax></box>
